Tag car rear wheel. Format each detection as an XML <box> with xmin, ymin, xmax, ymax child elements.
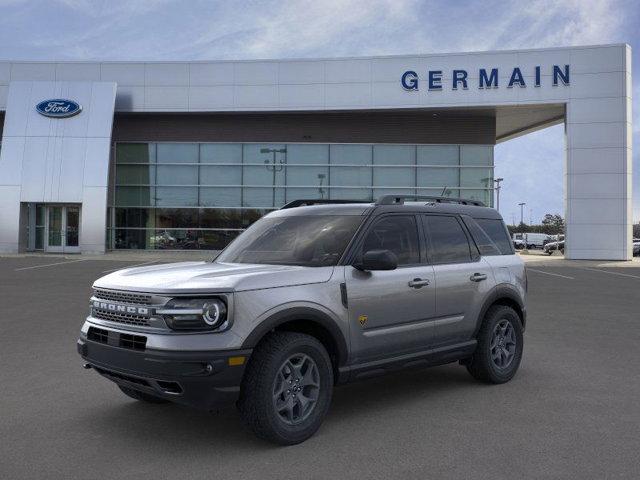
<box><xmin>238</xmin><ymin>331</ymin><xmax>333</xmax><ymax>445</ymax></box>
<box><xmin>118</xmin><ymin>385</ymin><xmax>169</xmax><ymax>404</ymax></box>
<box><xmin>466</xmin><ymin>305</ymin><xmax>523</xmax><ymax>384</ymax></box>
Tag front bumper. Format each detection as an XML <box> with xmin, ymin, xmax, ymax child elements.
<box><xmin>77</xmin><ymin>336</ymin><xmax>251</xmax><ymax>410</ymax></box>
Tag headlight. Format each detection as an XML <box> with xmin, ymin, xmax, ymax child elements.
<box><xmin>158</xmin><ymin>298</ymin><xmax>228</xmax><ymax>331</ymax></box>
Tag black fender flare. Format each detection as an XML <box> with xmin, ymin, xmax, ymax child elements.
<box><xmin>474</xmin><ymin>284</ymin><xmax>526</xmax><ymax>335</ymax></box>
<box><xmin>241</xmin><ymin>306</ymin><xmax>349</xmax><ymax>367</ymax></box>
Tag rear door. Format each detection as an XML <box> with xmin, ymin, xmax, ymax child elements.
<box><xmin>422</xmin><ymin>214</ymin><xmax>494</xmax><ymax>347</ymax></box>
<box><xmin>345</xmin><ymin>214</ymin><xmax>436</xmax><ymax>363</ymax></box>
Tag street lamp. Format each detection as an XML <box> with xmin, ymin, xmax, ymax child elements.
<box><xmin>518</xmin><ymin>202</ymin><xmax>526</xmax><ymax>225</ymax></box>
<box><xmin>261</xmin><ymin>147</ymin><xmax>287</xmax><ymax>207</ymax></box>
<box><xmin>494</xmin><ymin>177</ymin><xmax>504</xmax><ymax>212</ymax></box>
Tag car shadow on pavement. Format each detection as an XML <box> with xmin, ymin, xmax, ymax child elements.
<box><xmin>78</xmin><ymin>363</ymin><xmax>483</xmax><ymax>450</ymax></box>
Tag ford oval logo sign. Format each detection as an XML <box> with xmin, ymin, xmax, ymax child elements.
<box><xmin>36</xmin><ymin>99</ymin><xmax>82</xmax><ymax>118</ymax></box>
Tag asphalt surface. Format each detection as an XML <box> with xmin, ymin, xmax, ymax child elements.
<box><xmin>1</xmin><ymin>256</ymin><xmax>639</xmax><ymax>479</ymax></box>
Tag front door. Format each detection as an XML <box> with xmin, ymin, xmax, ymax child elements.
<box><xmin>45</xmin><ymin>205</ymin><xmax>81</xmax><ymax>253</ymax></box>
<box><xmin>346</xmin><ymin>214</ymin><xmax>436</xmax><ymax>363</ymax></box>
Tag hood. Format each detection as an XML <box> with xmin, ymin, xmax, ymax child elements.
<box><xmin>93</xmin><ymin>261</ymin><xmax>335</xmax><ymax>294</ymax></box>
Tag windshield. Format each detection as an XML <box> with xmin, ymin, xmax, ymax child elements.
<box><xmin>216</xmin><ymin>215</ymin><xmax>364</xmax><ymax>266</ymax></box>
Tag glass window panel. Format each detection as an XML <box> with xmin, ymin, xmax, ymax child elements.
<box><xmin>418</xmin><ymin>188</ymin><xmax>460</xmax><ymax>198</ymax></box>
<box><xmin>460</xmin><ymin>168</ymin><xmax>493</xmax><ymax>187</ymax></box>
<box><xmin>35</xmin><ymin>205</ymin><xmax>45</xmax><ymax>226</ymax></box>
<box><xmin>116</xmin><ymin>165</ymin><xmax>155</xmax><ymax>185</ymax></box>
<box><xmin>330</xmin><ymin>166</ymin><xmax>371</xmax><ymax>188</ymax></box>
<box><xmin>115</xmin><ymin>208</ymin><xmax>153</xmax><ymax>228</ymax></box>
<box><xmin>157</xmin><ymin>143</ymin><xmax>199</xmax><ymax>164</ymax></box>
<box><xmin>116</xmin><ymin>143</ymin><xmax>155</xmax><ymax>164</ymax></box>
<box><xmin>424</xmin><ymin>215</ymin><xmax>472</xmax><ymax>264</ymax></box>
<box><xmin>113</xmin><ymin>228</ymin><xmax>151</xmax><ymax>249</ymax></box>
<box><xmin>362</xmin><ymin>215</ymin><xmax>420</xmax><ymax>266</ymax></box>
<box><xmin>461</xmin><ymin>189</ymin><xmax>492</xmax><ymax>206</ymax></box>
<box><xmin>156</xmin><ymin>165</ymin><xmax>198</xmax><ymax>185</ymax></box>
<box><xmin>200</xmin><ymin>165</ymin><xmax>241</xmax><ymax>185</ymax></box>
<box><xmin>418</xmin><ymin>167</ymin><xmax>459</xmax><ymax>188</ymax></box>
<box><xmin>373</xmin><ymin>188</ymin><xmax>414</xmax><ymax>202</ymax></box>
<box><xmin>241</xmin><ymin>209</ymin><xmax>270</xmax><ymax>227</ymax></box>
<box><xmin>373</xmin><ymin>145</ymin><xmax>414</xmax><ymax>187</ymax></box>
<box><xmin>154</xmin><ymin>208</ymin><xmax>199</xmax><ymax>229</ymax></box>
<box><xmin>287</xmin><ymin>166</ymin><xmax>329</xmax><ymax>188</ymax></box>
<box><xmin>243</xmin><ymin>144</ymin><xmax>286</xmax><ymax>186</ymax></box>
<box><xmin>285</xmin><ymin>187</ymin><xmax>325</xmax><ymax>202</ymax></box>
<box><xmin>417</xmin><ymin>145</ymin><xmax>459</xmax><ymax>165</ymax></box>
<box><xmin>155</xmin><ymin>187</ymin><xmax>198</xmax><ymax>207</ymax></box>
<box><xmin>373</xmin><ymin>145</ymin><xmax>415</xmax><ymax>165</ymax></box>
<box><xmin>460</xmin><ymin>145</ymin><xmax>493</xmax><ymax>166</ymax></box>
<box><xmin>199</xmin><ymin>209</ymin><xmax>245</xmax><ymax>229</ymax></box>
<box><xmin>374</xmin><ymin>167</ymin><xmax>414</xmax><ymax>187</ymax></box>
<box><xmin>287</xmin><ymin>144</ymin><xmax>329</xmax><ymax>165</ymax></box>
<box><xmin>330</xmin><ymin>188</ymin><xmax>372</xmax><ymax>201</ymax></box>
<box><xmin>330</xmin><ymin>144</ymin><xmax>371</xmax><ymax>165</ymax></box>
<box><xmin>35</xmin><ymin>226</ymin><xmax>44</xmax><ymax>250</ymax></box>
<box><xmin>200</xmin><ymin>144</ymin><xmax>242</xmax><ymax>164</ymax></box>
<box><xmin>115</xmin><ymin>187</ymin><xmax>154</xmax><ymax>207</ymax></box>
<box><xmin>243</xmin><ymin>187</ymin><xmax>285</xmax><ymax>208</ymax></box>
<box><xmin>199</xmin><ymin>187</ymin><xmax>242</xmax><ymax>207</ymax></box>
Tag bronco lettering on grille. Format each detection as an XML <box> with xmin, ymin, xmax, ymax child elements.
<box><xmin>92</xmin><ymin>300</ymin><xmax>150</xmax><ymax>316</ymax></box>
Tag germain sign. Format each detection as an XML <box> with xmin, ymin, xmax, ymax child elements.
<box><xmin>36</xmin><ymin>99</ymin><xmax>82</xmax><ymax>118</ymax></box>
<box><xmin>401</xmin><ymin>65</ymin><xmax>570</xmax><ymax>91</ymax></box>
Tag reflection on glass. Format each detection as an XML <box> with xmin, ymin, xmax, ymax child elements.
<box><xmin>48</xmin><ymin>207</ymin><xmax>63</xmax><ymax>246</ymax></box>
<box><xmin>66</xmin><ymin>207</ymin><xmax>80</xmax><ymax>247</ymax></box>
<box><xmin>112</xmin><ymin>142</ymin><xmax>494</xmax><ymax>249</ymax></box>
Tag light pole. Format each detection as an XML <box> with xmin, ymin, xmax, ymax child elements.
<box><xmin>494</xmin><ymin>177</ymin><xmax>504</xmax><ymax>212</ymax></box>
<box><xmin>518</xmin><ymin>202</ymin><xmax>526</xmax><ymax>225</ymax></box>
<box><xmin>261</xmin><ymin>147</ymin><xmax>287</xmax><ymax>208</ymax></box>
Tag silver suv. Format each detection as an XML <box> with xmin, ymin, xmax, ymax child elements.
<box><xmin>77</xmin><ymin>195</ymin><xmax>526</xmax><ymax>445</ymax></box>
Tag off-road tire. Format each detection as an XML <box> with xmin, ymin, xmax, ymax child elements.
<box><xmin>118</xmin><ymin>385</ymin><xmax>169</xmax><ymax>404</ymax></box>
<box><xmin>238</xmin><ymin>331</ymin><xmax>333</xmax><ymax>445</ymax></box>
<box><xmin>466</xmin><ymin>305</ymin><xmax>523</xmax><ymax>384</ymax></box>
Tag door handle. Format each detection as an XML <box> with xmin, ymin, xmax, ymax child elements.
<box><xmin>408</xmin><ymin>278</ymin><xmax>430</xmax><ymax>288</ymax></box>
<box><xmin>470</xmin><ymin>273</ymin><xmax>487</xmax><ymax>282</ymax></box>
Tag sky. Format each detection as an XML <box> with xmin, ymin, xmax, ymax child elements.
<box><xmin>0</xmin><ymin>0</ymin><xmax>638</xmax><ymax>225</ymax></box>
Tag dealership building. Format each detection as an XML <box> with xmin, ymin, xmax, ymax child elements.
<box><xmin>0</xmin><ymin>44</ymin><xmax>633</xmax><ymax>259</ymax></box>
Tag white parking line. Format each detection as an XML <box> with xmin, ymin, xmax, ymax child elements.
<box><xmin>527</xmin><ymin>268</ymin><xmax>575</xmax><ymax>280</ymax></box>
<box><xmin>580</xmin><ymin>267</ymin><xmax>640</xmax><ymax>279</ymax></box>
<box><xmin>15</xmin><ymin>259</ymin><xmax>86</xmax><ymax>271</ymax></box>
<box><xmin>100</xmin><ymin>259</ymin><xmax>160</xmax><ymax>273</ymax></box>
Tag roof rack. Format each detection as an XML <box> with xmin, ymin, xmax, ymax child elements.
<box><xmin>280</xmin><ymin>199</ymin><xmax>371</xmax><ymax>209</ymax></box>
<box><xmin>375</xmin><ymin>195</ymin><xmax>486</xmax><ymax>207</ymax></box>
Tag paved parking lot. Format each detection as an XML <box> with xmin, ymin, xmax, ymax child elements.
<box><xmin>1</xmin><ymin>256</ymin><xmax>639</xmax><ymax>479</ymax></box>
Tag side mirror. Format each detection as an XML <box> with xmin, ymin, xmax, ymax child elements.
<box><xmin>355</xmin><ymin>249</ymin><xmax>398</xmax><ymax>271</ymax></box>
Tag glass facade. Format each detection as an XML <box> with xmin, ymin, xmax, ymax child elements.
<box><xmin>110</xmin><ymin>142</ymin><xmax>494</xmax><ymax>250</ymax></box>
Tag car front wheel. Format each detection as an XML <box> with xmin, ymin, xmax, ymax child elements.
<box><xmin>238</xmin><ymin>331</ymin><xmax>334</xmax><ymax>445</ymax></box>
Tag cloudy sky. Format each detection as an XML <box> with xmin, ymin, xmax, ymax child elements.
<box><xmin>0</xmin><ymin>0</ymin><xmax>637</xmax><ymax>224</ymax></box>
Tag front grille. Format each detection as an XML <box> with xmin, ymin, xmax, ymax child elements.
<box><xmin>92</xmin><ymin>308</ymin><xmax>151</xmax><ymax>327</ymax></box>
<box><xmin>93</xmin><ymin>289</ymin><xmax>153</xmax><ymax>305</ymax></box>
<box><xmin>87</xmin><ymin>326</ymin><xmax>109</xmax><ymax>344</ymax></box>
<box><xmin>119</xmin><ymin>333</ymin><xmax>147</xmax><ymax>351</ymax></box>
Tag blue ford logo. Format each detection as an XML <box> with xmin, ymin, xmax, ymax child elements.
<box><xmin>36</xmin><ymin>99</ymin><xmax>82</xmax><ymax>118</ymax></box>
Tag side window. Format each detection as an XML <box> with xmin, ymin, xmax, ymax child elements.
<box><xmin>423</xmin><ymin>215</ymin><xmax>472</xmax><ymax>264</ymax></box>
<box><xmin>361</xmin><ymin>215</ymin><xmax>420</xmax><ymax>266</ymax></box>
<box><xmin>474</xmin><ymin>218</ymin><xmax>514</xmax><ymax>255</ymax></box>
<box><xmin>462</xmin><ymin>216</ymin><xmax>501</xmax><ymax>256</ymax></box>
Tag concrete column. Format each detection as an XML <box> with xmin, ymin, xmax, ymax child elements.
<box><xmin>564</xmin><ymin>45</ymin><xmax>632</xmax><ymax>260</ymax></box>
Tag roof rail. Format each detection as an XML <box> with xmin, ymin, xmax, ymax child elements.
<box><xmin>376</xmin><ymin>195</ymin><xmax>486</xmax><ymax>207</ymax></box>
<box><xmin>280</xmin><ymin>199</ymin><xmax>371</xmax><ymax>209</ymax></box>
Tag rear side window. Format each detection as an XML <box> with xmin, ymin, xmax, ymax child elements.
<box><xmin>423</xmin><ymin>215</ymin><xmax>472</xmax><ymax>264</ymax></box>
<box><xmin>474</xmin><ymin>218</ymin><xmax>514</xmax><ymax>255</ymax></box>
<box><xmin>362</xmin><ymin>215</ymin><xmax>420</xmax><ymax>265</ymax></box>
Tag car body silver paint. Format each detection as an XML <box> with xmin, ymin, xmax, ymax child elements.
<box><xmin>80</xmin><ymin>203</ymin><xmax>526</xmax><ymax>364</ymax></box>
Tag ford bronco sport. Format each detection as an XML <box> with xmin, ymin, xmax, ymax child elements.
<box><xmin>77</xmin><ymin>195</ymin><xmax>526</xmax><ymax>445</ymax></box>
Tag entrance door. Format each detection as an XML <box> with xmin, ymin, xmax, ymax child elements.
<box><xmin>45</xmin><ymin>205</ymin><xmax>81</xmax><ymax>253</ymax></box>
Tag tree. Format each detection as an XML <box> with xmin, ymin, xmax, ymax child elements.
<box><xmin>541</xmin><ymin>214</ymin><xmax>565</xmax><ymax>234</ymax></box>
